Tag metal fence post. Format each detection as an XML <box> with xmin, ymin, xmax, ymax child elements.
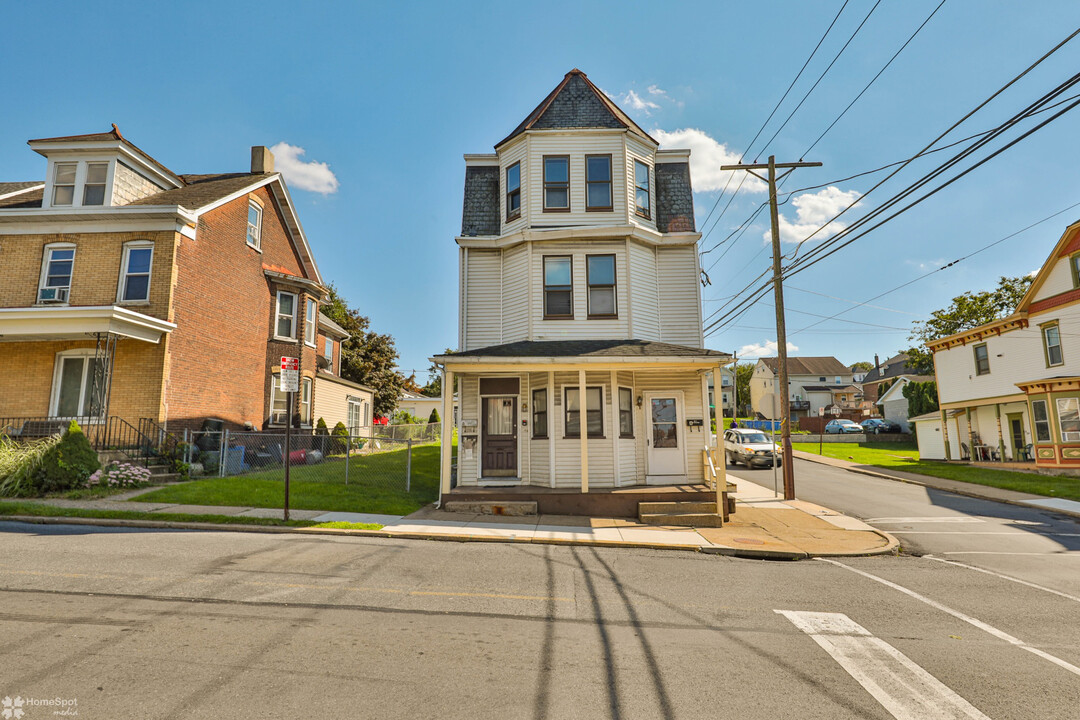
<box><xmin>220</xmin><ymin>429</ymin><xmax>229</xmax><ymax>478</ymax></box>
<box><xmin>406</xmin><ymin>438</ymin><xmax>412</xmax><ymax>492</ymax></box>
<box><xmin>345</xmin><ymin>434</ymin><xmax>350</xmax><ymax>486</ymax></box>
<box><xmin>183</xmin><ymin>428</ymin><xmax>191</xmax><ymax>464</ymax></box>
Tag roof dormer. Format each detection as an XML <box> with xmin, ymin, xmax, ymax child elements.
<box><xmin>28</xmin><ymin>125</ymin><xmax>183</xmax><ymax>209</ymax></box>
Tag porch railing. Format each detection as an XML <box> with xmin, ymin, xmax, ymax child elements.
<box><xmin>0</xmin><ymin>415</ymin><xmax>166</xmax><ymax>468</ymax></box>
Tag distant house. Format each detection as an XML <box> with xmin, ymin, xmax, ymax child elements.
<box><xmin>313</xmin><ymin>313</ymin><xmax>375</xmax><ymax>435</ymax></box>
<box><xmin>861</xmin><ymin>353</ymin><xmax>925</xmax><ymax>402</ymax></box>
<box><xmin>707</xmin><ymin>364</ymin><xmax>737</xmax><ymax>418</ymax></box>
<box><xmin>749</xmin><ymin>357</ymin><xmax>855</xmax><ymax>418</ymax></box>
<box><xmin>398</xmin><ymin>389</ymin><xmax>457</xmax><ymax>424</ymax></box>
<box><xmin>920</xmin><ymin>219</ymin><xmax>1080</xmax><ymax>469</ymax></box>
<box><xmin>875</xmin><ymin>376</ymin><xmax>932</xmax><ymax>432</ymax></box>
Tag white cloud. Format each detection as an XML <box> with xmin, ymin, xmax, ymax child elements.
<box><xmin>622</xmin><ymin>89</ymin><xmax>660</xmax><ymax>114</ymax></box>
<box><xmin>737</xmin><ymin>340</ymin><xmax>799</xmax><ymax>359</ymax></box>
<box><xmin>652</xmin><ymin>128</ymin><xmax>767</xmax><ymax>194</ymax></box>
<box><xmin>647</xmin><ymin>85</ymin><xmax>667</xmax><ymax>97</ymax></box>
<box><xmin>269</xmin><ymin>142</ymin><xmax>339</xmax><ymax>195</ymax></box>
<box><xmin>772</xmin><ymin>186</ymin><xmax>862</xmax><ymax>244</ymax></box>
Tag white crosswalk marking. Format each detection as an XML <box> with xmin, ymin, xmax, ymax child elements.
<box><xmin>777</xmin><ymin>610</ymin><xmax>991</xmax><ymax>720</ymax></box>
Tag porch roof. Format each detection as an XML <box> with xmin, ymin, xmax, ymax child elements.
<box><xmin>434</xmin><ymin>339</ymin><xmax>731</xmax><ymax>369</ymax></box>
<box><xmin>0</xmin><ymin>305</ymin><xmax>176</xmax><ymax>343</ymax></box>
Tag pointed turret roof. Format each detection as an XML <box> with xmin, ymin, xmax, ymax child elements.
<box><xmin>496</xmin><ymin>69</ymin><xmax>657</xmax><ymax>149</ymax></box>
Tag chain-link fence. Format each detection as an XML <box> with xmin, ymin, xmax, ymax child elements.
<box><xmin>184</xmin><ymin>429</ymin><xmax>443</xmax><ymax>495</ymax></box>
<box><xmin>371</xmin><ymin>423</ymin><xmax>441</xmax><ymax>443</ymax></box>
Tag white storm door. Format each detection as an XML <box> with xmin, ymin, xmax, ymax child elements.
<box><xmin>645</xmin><ymin>391</ymin><xmax>685</xmax><ymax>477</ymax></box>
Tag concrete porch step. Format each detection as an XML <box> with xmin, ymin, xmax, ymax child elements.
<box><xmin>638</xmin><ymin>501</ymin><xmax>718</xmax><ymax>515</ymax></box>
<box><xmin>442</xmin><ymin>500</ymin><xmax>538</xmax><ymax>516</ymax></box>
<box><xmin>639</xmin><ymin>512</ymin><xmax>723</xmax><ymax>528</ymax></box>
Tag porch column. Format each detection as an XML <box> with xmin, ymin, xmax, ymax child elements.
<box><xmin>995</xmin><ymin>404</ymin><xmax>1005</xmax><ymax>462</ymax></box>
<box><xmin>610</xmin><ymin>370</ymin><xmax>620</xmax><ymax>487</ymax></box>
<box><xmin>941</xmin><ymin>408</ymin><xmax>952</xmax><ymax>460</ymax></box>
<box><xmin>713</xmin><ymin>365</ymin><xmax>728</xmax><ymax>510</ymax></box>
<box><xmin>440</xmin><ymin>369</ymin><xmax>454</xmax><ymax>497</ymax></box>
<box><xmin>579</xmin><ymin>368</ymin><xmax>589</xmax><ymax>493</ymax></box>
<box><xmin>966</xmin><ymin>408</ymin><xmax>975</xmax><ymax>461</ymax></box>
<box><xmin>548</xmin><ymin>371</ymin><xmax>556</xmax><ymax>488</ymax></box>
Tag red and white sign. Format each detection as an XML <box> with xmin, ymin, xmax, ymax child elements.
<box><xmin>280</xmin><ymin>357</ymin><xmax>299</xmax><ymax>393</ymax></box>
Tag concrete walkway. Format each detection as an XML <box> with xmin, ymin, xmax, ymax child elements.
<box><xmin>793</xmin><ymin>449</ymin><xmax>1080</xmax><ymax>518</ymax></box>
<box><xmin>0</xmin><ymin>474</ymin><xmax>896</xmax><ymax>558</ymax></box>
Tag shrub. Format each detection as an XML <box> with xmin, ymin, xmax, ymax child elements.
<box><xmin>88</xmin><ymin>462</ymin><xmax>152</xmax><ymax>488</ymax></box>
<box><xmin>38</xmin><ymin>421</ymin><xmax>100</xmax><ymax>493</ymax></box>
<box><xmin>0</xmin><ymin>433</ymin><xmax>63</xmax><ymax>497</ymax></box>
<box><xmin>332</xmin><ymin>421</ymin><xmax>349</xmax><ymax>454</ymax></box>
<box><xmin>315</xmin><ymin>418</ymin><xmax>329</xmax><ymax>436</ymax></box>
<box><xmin>428</xmin><ymin>408</ymin><xmax>440</xmax><ymax>424</ymax></box>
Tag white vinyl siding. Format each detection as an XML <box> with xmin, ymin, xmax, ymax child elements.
<box><xmin>530</xmin><ymin>241</ymin><xmax>629</xmax><ymax>340</ymax></box>
<box><xmin>626</xmin><ymin>137</ymin><xmax>658</xmax><ymax>232</ymax></box>
<box><xmin>627</xmin><ymin>240</ymin><xmax>660</xmax><ymax>339</ymax></box>
<box><xmin>656</xmin><ymin>246</ymin><xmax>702</xmax><ymax>346</ymax></box>
<box><xmin>500</xmin><ymin>140</ymin><xmax>528</xmax><ymax>236</ymax></box>
<box><xmin>502</xmin><ymin>243</ymin><xmax>529</xmax><ymax>342</ymax></box>
<box><xmin>313</xmin><ymin>375</ymin><xmax>374</xmax><ymax>434</ymax></box>
<box><xmin>1032</xmin><ymin>255</ymin><xmax>1075</xmax><ymax>301</ymax></box>
<box><xmin>524</xmin><ymin>134</ymin><xmax>626</xmax><ymax>227</ymax></box>
<box><xmin>458</xmin><ymin>375</ymin><xmax>480</xmax><ymax>483</ymax></box>
<box><xmin>464</xmin><ymin>250</ymin><xmax>502</xmax><ymax>350</ymax></box>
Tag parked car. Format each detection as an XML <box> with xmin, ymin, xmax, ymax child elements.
<box><xmin>723</xmin><ymin>428</ymin><xmax>782</xmax><ymax>468</ymax></box>
<box><xmin>824</xmin><ymin>419</ymin><xmax>863</xmax><ymax>434</ymax></box>
<box><xmin>860</xmin><ymin>418</ymin><xmax>900</xmax><ymax>434</ymax></box>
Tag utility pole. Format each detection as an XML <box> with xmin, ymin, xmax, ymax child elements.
<box><xmin>721</xmin><ymin>156</ymin><xmax>821</xmax><ymax>500</ymax></box>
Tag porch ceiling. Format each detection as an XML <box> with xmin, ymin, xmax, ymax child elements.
<box><xmin>0</xmin><ymin>305</ymin><xmax>176</xmax><ymax>343</ymax></box>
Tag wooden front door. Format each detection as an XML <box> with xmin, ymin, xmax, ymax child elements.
<box><xmin>482</xmin><ymin>396</ymin><xmax>518</xmax><ymax>477</ymax></box>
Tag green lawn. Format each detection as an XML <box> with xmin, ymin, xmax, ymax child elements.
<box><xmin>0</xmin><ymin>501</ymin><xmax>319</xmax><ymax>527</ymax></box>
<box><xmin>135</xmin><ymin>443</ymin><xmax>444</xmax><ymax>515</ymax></box>
<box><xmin>793</xmin><ymin>442</ymin><xmax>1080</xmax><ymax>501</ymax></box>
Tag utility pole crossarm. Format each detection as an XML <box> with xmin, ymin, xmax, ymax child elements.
<box><xmin>719</xmin><ymin>155</ymin><xmax>822</xmax><ymax>501</ymax></box>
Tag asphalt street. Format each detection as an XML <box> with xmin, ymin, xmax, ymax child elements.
<box><xmin>782</xmin><ymin>457</ymin><xmax>1080</xmax><ymax>597</ymax></box>
<box><xmin>0</xmin><ymin>519</ymin><xmax>1078</xmax><ymax>719</ymax></box>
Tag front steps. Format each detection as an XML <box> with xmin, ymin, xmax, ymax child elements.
<box><xmin>638</xmin><ymin>501</ymin><xmax>723</xmax><ymax>528</ymax></box>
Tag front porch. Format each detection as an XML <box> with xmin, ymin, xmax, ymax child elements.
<box><xmin>445</xmin><ymin>482</ymin><xmax>717</xmax><ymax>518</ymax></box>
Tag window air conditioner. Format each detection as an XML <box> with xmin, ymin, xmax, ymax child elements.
<box><xmin>271</xmin><ymin>411</ymin><xmax>288</xmax><ymax>425</ymax></box>
<box><xmin>38</xmin><ymin>287</ymin><xmax>69</xmax><ymax>303</ymax></box>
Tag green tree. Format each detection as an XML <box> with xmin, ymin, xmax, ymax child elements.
<box><xmin>734</xmin><ymin>362</ymin><xmax>754</xmax><ymax>416</ymax></box>
<box><xmin>909</xmin><ymin>275</ymin><xmax>1032</xmax><ymax>345</ymax></box>
<box><xmin>899</xmin><ymin>346</ymin><xmax>935</xmax><ymax>375</ymax></box>
<box><xmin>850</xmin><ymin>361</ymin><xmax>874</xmax><ymax>373</ymax></box>
<box><xmin>421</xmin><ymin>350</ymin><xmax>457</xmax><ymax>397</ymax></box>
<box><xmin>322</xmin><ymin>284</ymin><xmax>406</xmax><ymax>417</ymax></box>
<box><xmin>428</xmin><ymin>408</ymin><xmax>440</xmax><ymax>424</ymax></box>
<box><xmin>902</xmin><ymin>380</ymin><xmax>939</xmax><ymax>417</ymax></box>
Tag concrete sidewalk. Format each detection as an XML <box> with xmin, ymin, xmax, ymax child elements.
<box><xmin>794</xmin><ymin>449</ymin><xmax>1080</xmax><ymax>519</ymax></box>
<box><xmin>0</xmin><ymin>474</ymin><xmax>897</xmax><ymax>559</ymax></box>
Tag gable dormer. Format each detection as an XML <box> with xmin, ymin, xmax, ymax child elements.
<box><xmin>29</xmin><ymin>125</ymin><xmax>183</xmax><ymax>209</ymax></box>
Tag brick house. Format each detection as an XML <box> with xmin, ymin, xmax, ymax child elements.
<box><xmin>0</xmin><ymin>127</ymin><xmax>362</xmax><ymax>437</ymax></box>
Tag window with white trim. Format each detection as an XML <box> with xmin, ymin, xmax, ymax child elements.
<box><xmin>39</xmin><ymin>244</ymin><xmax>75</xmax><ymax>303</ymax></box>
<box><xmin>634</xmin><ymin>160</ymin><xmax>650</xmax><ymax>218</ymax></box>
<box><xmin>270</xmin><ymin>375</ymin><xmax>289</xmax><ymax>425</ymax></box>
<box><xmin>301</xmin><ymin>377</ymin><xmax>312</xmax><ymax>425</ymax></box>
<box><xmin>50</xmin><ymin>351</ymin><xmax>104</xmax><ymax>418</ymax></box>
<box><xmin>247</xmin><ymin>201</ymin><xmax>262</xmax><ymax>249</ymax></box>
<box><xmin>586</xmin><ymin>254</ymin><xmax>616</xmax><ymax>318</ymax></box>
<box><xmin>52</xmin><ymin>163</ymin><xmax>76</xmax><ymax>206</ymax></box>
<box><xmin>324</xmin><ymin>337</ymin><xmax>334</xmax><ymax>373</ymax></box>
<box><xmin>532</xmin><ymin>388</ymin><xmax>548</xmax><ymax>439</ymax></box>
<box><xmin>276</xmin><ymin>291</ymin><xmax>297</xmax><ymax>339</ymax></box>
<box><xmin>118</xmin><ymin>242</ymin><xmax>153</xmax><ymax>303</ymax></box>
<box><xmin>1043</xmin><ymin>323</ymin><xmax>1064</xmax><ymax>367</ymax></box>
<box><xmin>83</xmin><ymin>163</ymin><xmax>108</xmax><ymax>205</ymax></box>
<box><xmin>305</xmin><ymin>299</ymin><xmax>317</xmax><ymax>346</ymax></box>
<box><xmin>1032</xmin><ymin>400</ymin><xmax>1051</xmax><ymax>442</ymax></box>
<box><xmin>618</xmin><ymin>387</ymin><xmax>634</xmax><ymax>438</ymax></box>
<box><xmin>1057</xmin><ymin>397</ymin><xmax>1080</xmax><ymax>442</ymax></box>
<box><xmin>565</xmin><ymin>386</ymin><xmax>603</xmax><ymax>438</ymax></box>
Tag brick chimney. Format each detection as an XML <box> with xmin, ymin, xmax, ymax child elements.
<box><xmin>251</xmin><ymin>146</ymin><xmax>275</xmax><ymax>174</ymax></box>
<box><xmin>874</xmin><ymin>354</ymin><xmax>880</xmax><ymax>373</ymax></box>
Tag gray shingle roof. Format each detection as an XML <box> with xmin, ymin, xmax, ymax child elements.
<box><xmin>451</xmin><ymin>339</ymin><xmax>730</xmax><ymax>359</ymax></box>
<box><xmin>496</xmin><ymin>70</ymin><xmax>656</xmax><ymax>149</ymax></box>
<box><xmin>0</xmin><ymin>185</ymin><xmax>43</xmax><ymax>208</ymax></box>
<box><xmin>0</xmin><ymin>182</ymin><xmax>43</xmax><ymax>198</ymax></box>
<box><xmin>128</xmin><ymin>173</ymin><xmax>272</xmax><ymax>210</ymax></box>
<box><xmin>655</xmin><ymin>162</ymin><xmax>695</xmax><ymax>232</ymax></box>
<box><xmin>862</xmin><ymin>353</ymin><xmax>916</xmax><ymax>383</ymax></box>
<box><xmin>759</xmin><ymin>356</ymin><xmax>851</xmax><ymax>376</ymax></box>
<box><xmin>461</xmin><ymin>165</ymin><xmax>500</xmax><ymax>236</ymax></box>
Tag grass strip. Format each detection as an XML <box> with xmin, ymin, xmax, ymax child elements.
<box><xmin>0</xmin><ymin>501</ymin><xmax>318</xmax><ymax>527</ymax></box>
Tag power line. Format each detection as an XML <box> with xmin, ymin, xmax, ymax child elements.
<box><xmin>755</xmin><ymin>0</ymin><xmax>883</xmax><ymax>161</ymax></box>
<box><xmin>785</xmin><ymin>285</ymin><xmax>923</xmax><ymax>316</ymax></box>
<box><xmin>801</xmin><ymin>0</ymin><xmax>947</xmax><ymax>158</ymax></box>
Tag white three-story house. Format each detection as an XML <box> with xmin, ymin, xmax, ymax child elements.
<box><xmin>432</xmin><ymin>70</ymin><xmax>731</xmax><ymax>513</ymax></box>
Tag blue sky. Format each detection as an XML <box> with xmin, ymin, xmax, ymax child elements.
<box><xmin>3</xmin><ymin>1</ymin><xmax>1080</xmax><ymax>377</ymax></box>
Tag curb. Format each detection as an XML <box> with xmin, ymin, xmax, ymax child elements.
<box><xmin>796</xmin><ymin>453</ymin><xmax>1080</xmax><ymax>520</ymax></box>
<box><xmin>0</xmin><ymin>513</ymin><xmax>898</xmax><ymax>559</ymax></box>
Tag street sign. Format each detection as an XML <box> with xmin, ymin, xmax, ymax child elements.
<box><xmin>280</xmin><ymin>357</ymin><xmax>299</xmax><ymax>393</ymax></box>
<box><xmin>760</xmin><ymin>392</ymin><xmax>781</xmax><ymax>420</ymax></box>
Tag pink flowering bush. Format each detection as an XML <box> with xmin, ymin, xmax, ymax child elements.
<box><xmin>88</xmin><ymin>462</ymin><xmax>153</xmax><ymax>488</ymax></box>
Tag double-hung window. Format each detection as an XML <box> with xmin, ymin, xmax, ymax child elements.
<box><xmin>1072</xmin><ymin>253</ymin><xmax>1080</xmax><ymax>288</ymax></box>
<box><xmin>270</xmin><ymin>376</ymin><xmax>289</xmax><ymax>425</ymax></box>
<box><xmin>1032</xmin><ymin>399</ymin><xmax>1051</xmax><ymax>442</ymax></box>
<box><xmin>586</xmin><ymin>254</ymin><xmax>616</xmax><ymax>317</ymax></box>
<box><xmin>348</xmin><ymin>398</ymin><xmax>363</xmax><ymax>434</ymax></box>
<box><xmin>543</xmin><ymin>256</ymin><xmax>573</xmax><ymax>318</ymax></box>
<box><xmin>506</xmin><ymin>162</ymin><xmax>521</xmax><ymax>220</ymax></box>
<box><xmin>543</xmin><ymin>156</ymin><xmax>569</xmax><ymax>211</ymax></box>
<box><xmin>565</xmin><ymin>386</ymin><xmax>603</xmax><ymax>438</ymax></box>
<box><xmin>52</xmin><ymin>163</ymin><xmax>76</xmax><ymax>206</ymax></box>
<box><xmin>532</xmin><ymin>388</ymin><xmax>548</xmax><ymax>439</ymax></box>
<box><xmin>83</xmin><ymin>163</ymin><xmax>108</xmax><ymax>205</ymax></box>
<box><xmin>634</xmin><ymin>160</ymin><xmax>650</xmax><ymax>218</ymax></box>
<box><xmin>585</xmin><ymin>155</ymin><xmax>612</xmax><ymax>211</ymax></box>
<box><xmin>973</xmin><ymin>344</ymin><xmax>990</xmax><ymax>376</ymax></box>
<box><xmin>1057</xmin><ymin>397</ymin><xmax>1080</xmax><ymax>442</ymax></box>
<box><xmin>325</xmin><ymin>337</ymin><xmax>335</xmax><ymax>373</ymax></box>
<box><xmin>1043</xmin><ymin>322</ymin><xmax>1064</xmax><ymax>367</ymax></box>
<box><xmin>39</xmin><ymin>245</ymin><xmax>75</xmax><ymax>303</ymax></box>
<box><xmin>247</xmin><ymin>200</ymin><xmax>262</xmax><ymax>249</ymax></box>
<box><xmin>305</xmin><ymin>299</ymin><xmax>317</xmax><ymax>346</ymax></box>
<box><xmin>276</xmin><ymin>291</ymin><xmax>297</xmax><ymax>339</ymax></box>
<box><xmin>618</xmin><ymin>387</ymin><xmax>634</xmax><ymax>438</ymax></box>
<box><xmin>301</xmin><ymin>377</ymin><xmax>313</xmax><ymax>425</ymax></box>
<box><xmin>119</xmin><ymin>242</ymin><xmax>153</xmax><ymax>303</ymax></box>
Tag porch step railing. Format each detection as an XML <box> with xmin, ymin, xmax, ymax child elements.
<box><xmin>0</xmin><ymin>415</ymin><xmax>161</xmax><ymax>468</ymax></box>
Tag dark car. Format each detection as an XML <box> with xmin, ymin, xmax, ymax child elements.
<box><xmin>824</xmin><ymin>419</ymin><xmax>863</xmax><ymax>434</ymax></box>
<box><xmin>861</xmin><ymin>418</ymin><xmax>900</xmax><ymax>434</ymax></box>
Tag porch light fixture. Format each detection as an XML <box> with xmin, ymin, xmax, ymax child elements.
<box><xmin>636</xmin><ymin>395</ymin><xmax>643</xmax><ymax>408</ymax></box>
